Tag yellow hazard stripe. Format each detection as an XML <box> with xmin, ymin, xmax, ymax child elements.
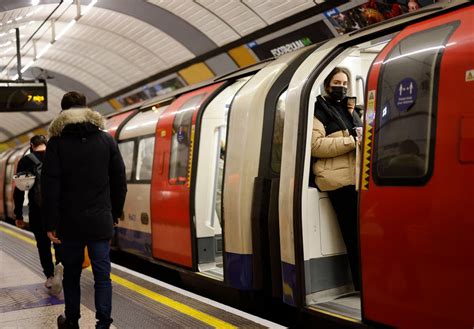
<box><xmin>361</xmin><ymin>125</ymin><xmax>373</xmax><ymax>190</ymax></box>
<box><xmin>110</xmin><ymin>273</ymin><xmax>236</xmax><ymax>328</ymax></box>
<box><xmin>0</xmin><ymin>224</ymin><xmax>237</xmax><ymax>329</ymax></box>
<box><xmin>0</xmin><ymin>225</ymin><xmax>36</xmax><ymax>245</ymax></box>
<box><xmin>308</xmin><ymin>306</ymin><xmax>361</xmax><ymax>324</ymax></box>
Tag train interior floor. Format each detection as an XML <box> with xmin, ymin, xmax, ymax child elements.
<box><xmin>0</xmin><ymin>221</ymin><xmax>283</xmax><ymax>328</ymax></box>
<box><xmin>198</xmin><ymin>256</ymin><xmax>224</xmax><ymax>280</ymax></box>
<box><xmin>313</xmin><ymin>292</ymin><xmax>361</xmax><ymax>320</ymax></box>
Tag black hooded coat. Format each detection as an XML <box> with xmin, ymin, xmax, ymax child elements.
<box><xmin>42</xmin><ymin>107</ymin><xmax>127</xmax><ymax>241</ymax></box>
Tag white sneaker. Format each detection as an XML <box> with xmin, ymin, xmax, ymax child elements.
<box><xmin>50</xmin><ymin>264</ymin><xmax>63</xmax><ymax>296</ymax></box>
<box><xmin>45</xmin><ymin>276</ymin><xmax>54</xmax><ymax>288</ymax></box>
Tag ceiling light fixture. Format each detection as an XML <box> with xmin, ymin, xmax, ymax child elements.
<box><xmin>55</xmin><ymin>19</ymin><xmax>76</xmax><ymax>41</ymax></box>
<box><xmin>82</xmin><ymin>0</ymin><xmax>98</xmax><ymax>16</ymax></box>
<box><xmin>6</xmin><ymin>0</ymin><xmax>98</xmax><ymax>79</ymax></box>
<box><xmin>21</xmin><ymin>60</ymin><xmax>34</xmax><ymax>73</ymax></box>
<box><xmin>31</xmin><ymin>0</ymin><xmax>40</xmax><ymax>6</ymax></box>
<box><xmin>0</xmin><ymin>41</ymin><xmax>12</xmax><ymax>47</ymax></box>
<box><xmin>1</xmin><ymin>46</ymin><xmax>13</xmax><ymax>55</ymax></box>
<box><xmin>36</xmin><ymin>42</ymin><xmax>51</xmax><ymax>59</ymax></box>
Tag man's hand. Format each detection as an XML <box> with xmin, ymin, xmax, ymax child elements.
<box><xmin>47</xmin><ymin>231</ymin><xmax>61</xmax><ymax>244</ymax></box>
<box><xmin>15</xmin><ymin>219</ymin><xmax>25</xmax><ymax>228</ymax></box>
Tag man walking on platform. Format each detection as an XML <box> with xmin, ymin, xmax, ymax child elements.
<box><xmin>42</xmin><ymin>91</ymin><xmax>127</xmax><ymax>329</ymax></box>
<box><xmin>13</xmin><ymin>135</ymin><xmax>63</xmax><ymax>294</ymax></box>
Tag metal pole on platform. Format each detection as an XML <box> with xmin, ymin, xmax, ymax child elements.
<box><xmin>15</xmin><ymin>28</ymin><xmax>22</xmax><ymax>81</ymax></box>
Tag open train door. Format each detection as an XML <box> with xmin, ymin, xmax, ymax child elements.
<box><xmin>278</xmin><ymin>30</ymin><xmax>396</xmax><ymax>310</ymax></box>
<box><xmin>150</xmin><ymin>83</ymin><xmax>224</xmax><ymax>268</ymax></box>
<box><xmin>277</xmin><ymin>2</ymin><xmax>469</xmax><ymax>326</ymax></box>
<box><xmin>359</xmin><ymin>4</ymin><xmax>474</xmax><ymax>328</ymax></box>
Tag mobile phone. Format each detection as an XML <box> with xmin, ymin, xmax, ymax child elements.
<box><xmin>347</xmin><ymin>97</ymin><xmax>356</xmax><ymax>107</ymax></box>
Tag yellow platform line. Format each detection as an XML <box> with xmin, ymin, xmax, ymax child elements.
<box><xmin>308</xmin><ymin>306</ymin><xmax>361</xmax><ymax>324</ymax></box>
<box><xmin>0</xmin><ymin>225</ymin><xmax>237</xmax><ymax>329</ymax></box>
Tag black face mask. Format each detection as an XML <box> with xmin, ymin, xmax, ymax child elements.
<box><xmin>329</xmin><ymin>86</ymin><xmax>347</xmax><ymax>101</ymax></box>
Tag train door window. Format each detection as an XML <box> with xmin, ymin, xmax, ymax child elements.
<box><xmin>169</xmin><ymin>95</ymin><xmax>202</xmax><ymax>185</ymax></box>
<box><xmin>118</xmin><ymin>140</ymin><xmax>135</xmax><ymax>181</ymax></box>
<box><xmin>373</xmin><ymin>23</ymin><xmax>458</xmax><ymax>185</ymax></box>
<box><xmin>213</xmin><ymin>125</ymin><xmax>226</xmax><ymax>228</ymax></box>
<box><xmin>136</xmin><ymin>137</ymin><xmax>154</xmax><ymax>181</ymax></box>
<box><xmin>271</xmin><ymin>89</ymin><xmax>287</xmax><ymax>173</ymax></box>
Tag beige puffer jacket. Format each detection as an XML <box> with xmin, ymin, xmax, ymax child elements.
<box><xmin>311</xmin><ymin>117</ymin><xmax>356</xmax><ymax>191</ymax></box>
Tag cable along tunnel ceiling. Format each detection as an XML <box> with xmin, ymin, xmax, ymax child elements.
<box><xmin>0</xmin><ymin>0</ymin><xmax>327</xmax><ymax>143</ymax></box>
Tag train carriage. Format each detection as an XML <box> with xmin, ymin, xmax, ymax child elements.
<box><xmin>1</xmin><ymin>146</ymin><xmax>29</xmax><ymax>221</ymax></box>
<box><xmin>0</xmin><ymin>1</ymin><xmax>472</xmax><ymax>327</ymax></box>
<box><xmin>359</xmin><ymin>5</ymin><xmax>474</xmax><ymax>328</ymax></box>
<box><xmin>0</xmin><ymin>148</ymin><xmax>17</xmax><ymax>220</ymax></box>
<box><xmin>279</xmin><ymin>0</ymin><xmax>473</xmax><ymax>326</ymax></box>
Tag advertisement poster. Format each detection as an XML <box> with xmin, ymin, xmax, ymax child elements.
<box><xmin>325</xmin><ymin>1</ymin><xmax>440</xmax><ymax>35</ymax></box>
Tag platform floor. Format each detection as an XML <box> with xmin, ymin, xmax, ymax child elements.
<box><xmin>0</xmin><ymin>222</ymin><xmax>284</xmax><ymax>328</ymax></box>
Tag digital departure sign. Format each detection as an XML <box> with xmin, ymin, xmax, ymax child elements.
<box><xmin>0</xmin><ymin>80</ymin><xmax>47</xmax><ymax>112</ymax></box>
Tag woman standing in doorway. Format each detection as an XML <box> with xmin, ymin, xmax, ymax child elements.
<box><xmin>311</xmin><ymin>67</ymin><xmax>362</xmax><ymax>291</ymax></box>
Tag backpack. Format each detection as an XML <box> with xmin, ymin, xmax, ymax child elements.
<box><xmin>26</xmin><ymin>153</ymin><xmax>42</xmax><ymax>207</ymax></box>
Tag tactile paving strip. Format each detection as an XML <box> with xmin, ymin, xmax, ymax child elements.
<box><xmin>0</xmin><ymin>283</ymin><xmax>63</xmax><ymax>313</ymax></box>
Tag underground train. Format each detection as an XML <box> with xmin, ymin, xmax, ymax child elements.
<box><xmin>1</xmin><ymin>1</ymin><xmax>473</xmax><ymax>327</ymax></box>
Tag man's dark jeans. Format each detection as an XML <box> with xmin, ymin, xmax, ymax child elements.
<box><xmin>62</xmin><ymin>239</ymin><xmax>112</xmax><ymax>328</ymax></box>
<box><xmin>30</xmin><ymin>211</ymin><xmax>61</xmax><ymax>278</ymax></box>
<box><xmin>32</xmin><ymin>229</ymin><xmax>61</xmax><ymax>278</ymax></box>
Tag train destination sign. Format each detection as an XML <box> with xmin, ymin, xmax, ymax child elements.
<box><xmin>0</xmin><ymin>80</ymin><xmax>47</xmax><ymax>112</ymax></box>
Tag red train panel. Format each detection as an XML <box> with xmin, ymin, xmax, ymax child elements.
<box><xmin>150</xmin><ymin>83</ymin><xmax>224</xmax><ymax>267</ymax></box>
<box><xmin>360</xmin><ymin>6</ymin><xmax>474</xmax><ymax>328</ymax></box>
<box><xmin>0</xmin><ymin>149</ymin><xmax>15</xmax><ymax>218</ymax></box>
<box><xmin>106</xmin><ymin>110</ymin><xmax>136</xmax><ymax>138</ymax></box>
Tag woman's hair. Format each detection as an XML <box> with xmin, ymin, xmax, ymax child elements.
<box><xmin>323</xmin><ymin>67</ymin><xmax>351</xmax><ymax>94</ymax></box>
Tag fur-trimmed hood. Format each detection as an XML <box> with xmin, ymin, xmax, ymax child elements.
<box><xmin>48</xmin><ymin>107</ymin><xmax>106</xmax><ymax>137</ymax></box>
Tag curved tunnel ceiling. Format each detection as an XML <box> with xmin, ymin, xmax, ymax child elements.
<box><xmin>0</xmin><ymin>0</ymin><xmax>329</xmax><ymax>143</ymax></box>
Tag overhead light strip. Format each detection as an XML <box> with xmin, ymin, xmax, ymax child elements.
<box><xmin>8</xmin><ymin>0</ymin><xmax>98</xmax><ymax>79</ymax></box>
<box><xmin>55</xmin><ymin>19</ymin><xmax>76</xmax><ymax>41</ymax></box>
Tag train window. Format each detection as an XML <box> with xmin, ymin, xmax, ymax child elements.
<box><xmin>373</xmin><ymin>23</ymin><xmax>458</xmax><ymax>185</ymax></box>
<box><xmin>169</xmin><ymin>95</ymin><xmax>202</xmax><ymax>185</ymax></box>
<box><xmin>118</xmin><ymin>140</ymin><xmax>135</xmax><ymax>181</ymax></box>
<box><xmin>136</xmin><ymin>137</ymin><xmax>154</xmax><ymax>181</ymax></box>
<box><xmin>271</xmin><ymin>89</ymin><xmax>287</xmax><ymax>173</ymax></box>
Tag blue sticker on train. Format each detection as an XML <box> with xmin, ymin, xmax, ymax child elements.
<box><xmin>177</xmin><ymin>127</ymin><xmax>185</xmax><ymax>143</ymax></box>
<box><xmin>394</xmin><ymin>78</ymin><xmax>417</xmax><ymax>112</ymax></box>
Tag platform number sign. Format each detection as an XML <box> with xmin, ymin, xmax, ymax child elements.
<box><xmin>394</xmin><ymin>77</ymin><xmax>417</xmax><ymax>112</ymax></box>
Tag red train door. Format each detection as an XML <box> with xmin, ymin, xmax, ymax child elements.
<box><xmin>359</xmin><ymin>5</ymin><xmax>474</xmax><ymax>328</ymax></box>
<box><xmin>150</xmin><ymin>83</ymin><xmax>223</xmax><ymax>268</ymax></box>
